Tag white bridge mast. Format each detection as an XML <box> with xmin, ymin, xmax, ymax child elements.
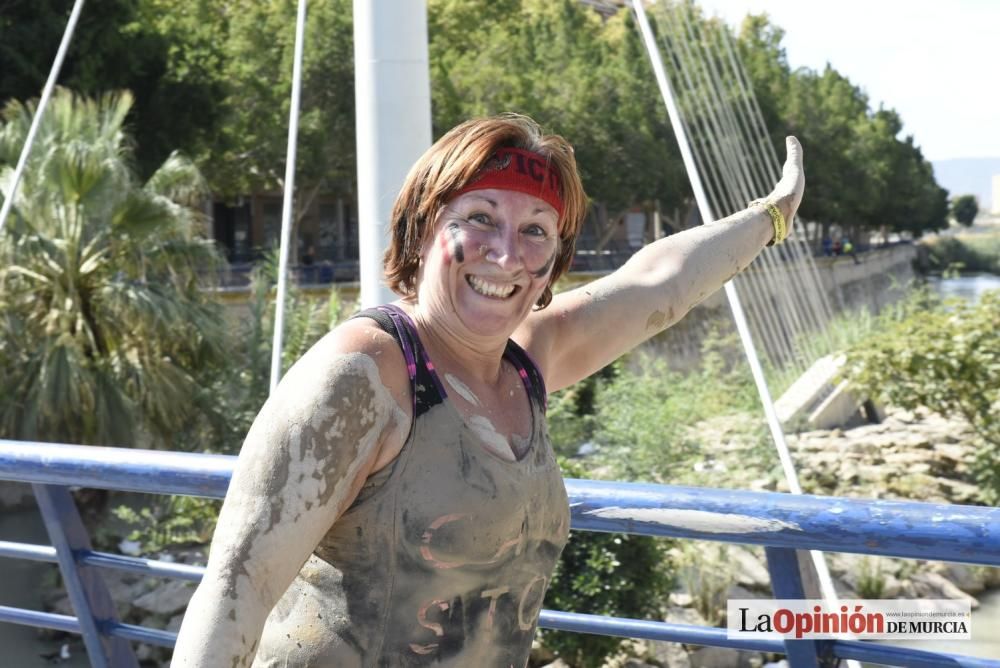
<box><xmin>354</xmin><ymin>0</ymin><xmax>433</xmax><ymax>308</ymax></box>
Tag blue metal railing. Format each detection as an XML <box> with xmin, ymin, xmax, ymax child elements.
<box><xmin>1</xmin><ymin>438</ymin><xmax>998</xmax><ymax>667</ymax></box>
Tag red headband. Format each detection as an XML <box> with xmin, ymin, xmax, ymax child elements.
<box><xmin>452</xmin><ymin>147</ymin><xmax>564</xmax><ymax>218</ymax></box>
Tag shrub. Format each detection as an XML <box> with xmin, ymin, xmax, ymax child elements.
<box><xmin>542</xmin><ymin>460</ymin><xmax>674</xmax><ymax>667</ymax></box>
<box><xmin>109</xmin><ymin>272</ymin><xmax>351</xmax><ymax>553</ymax></box>
<box><xmin>215</xmin><ymin>257</ymin><xmax>353</xmax><ymax>453</ymax></box>
<box><xmin>855</xmin><ymin>556</ymin><xmax>887</xmax><ymax>599</ymax></box>
<box><xmin>921</xmin><ymin>232</ymin><xmax>1000</xmax><ymax>275</ymax></box>
<box><xmin>546</xmin><ymin>366</ymin><xmax>609</xmax><ymax>459</ymax></box>
<box><xmin>844</xmin><ymin>289</ymin><xmax>1000</xmax><ymax>502</ymax></box>
<box><xmin>113</xmin><ymin>495</ymin><xmax>221</xmax><ymax>554</ymax></box>
<box><xmin>587</xmin><ymin>333</ymin><xmax>760</xmax><ymax>483</ymax></box>
<box><xmin>589</xmin><ymin>356</ymin><xmax>699</xmax><ymax>481</ymax></box>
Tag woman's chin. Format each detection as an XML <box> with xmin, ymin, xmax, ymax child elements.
<box><xmin>454</xmin><ymin>289</ymin><xmax>531</xmax><ymax>336</ymax></box>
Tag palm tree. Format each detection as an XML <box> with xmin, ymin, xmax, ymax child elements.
<box><xmin>0</xmin><ymin>89</ymin><xmax>227</xmax><ymax>448</ymax></box>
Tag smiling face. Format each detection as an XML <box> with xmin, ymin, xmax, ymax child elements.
<box><xmin>414</xmin><ymin>188</ymin><xmax>560</xmax><ymax>340</ymax></box>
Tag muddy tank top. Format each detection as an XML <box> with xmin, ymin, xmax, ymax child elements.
<box><xmin>253</xmin><ymin>304</ymin><xmax>570</xmax><ymax>667</ymax></box>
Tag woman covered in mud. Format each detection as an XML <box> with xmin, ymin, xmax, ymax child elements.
<box><xmin>172</xmin><ymin>114</ymin><xmax>804</xmax><ymax>666</ymax></box>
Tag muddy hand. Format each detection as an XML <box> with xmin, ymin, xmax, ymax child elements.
<box><xmin>767</xmin><ymin>136</ymin><xmax>804</xmax><ymax>230</ymax></box>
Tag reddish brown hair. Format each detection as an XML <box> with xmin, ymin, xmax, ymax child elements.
<box><xmin>384</xmin><ymin>114</ymin><xmax>588</xmax><ymax>308</ymax></box>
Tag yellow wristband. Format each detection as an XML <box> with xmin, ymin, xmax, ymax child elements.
<box><xmin>750</xmin><ymin>199</ymin><xmax>786</xmax><ymax>246</ymax></box>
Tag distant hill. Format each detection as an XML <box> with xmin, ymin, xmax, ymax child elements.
<box><xmin>932</xmin><ymin>158</ymin><xmax>1000</xmax><ymax>211</ymax></box>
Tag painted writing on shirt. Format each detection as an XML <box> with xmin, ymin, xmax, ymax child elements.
<box><xmin>420</xmin><ymin>512</ymin><xmax>526</xmax><ymax>569</ymax></box>
<box><xmin>407</xmin><ymin>511</ymin><xmax>562</xmax><ymax>657</ymax></box>
<box><xmin>408</xmin><ymin>576</ymin><xmax>548</xmax><ymax>655</ymax></box>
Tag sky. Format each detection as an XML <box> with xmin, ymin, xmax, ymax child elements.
<box><xmin>693</xmin><ymin>0</ymin><xmax>1000</xmax><ymax>162</ymax></box>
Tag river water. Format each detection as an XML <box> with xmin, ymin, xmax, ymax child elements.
<box><xmin>928</xmin><ymin>272</ymin><xmax>1000</xmax><ymax>301</ymax></box>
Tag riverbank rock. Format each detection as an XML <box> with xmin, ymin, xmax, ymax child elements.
<box><xmin>43</xmin><ymin>569</ymin><xmax>155</xmax><ymax>618</ymax></box>
<box><xmin>38</xmin><ymin>544</ymin><xmax>207</xmax><ymax>667</ymax></box>
<box><xmin>729</xmin><ymin>546</ymin><xmax>772</xmax><ymax>591</ymax></box>
<box><xmin>936</xmin><ymin>563</ymin><xmax>990</xmax><ymax>594</ymax></box>
<box><xmin>910</xmin><ymin>572</ymin><xmax>980</xmax><ymax>609</ymax></box>
<box><xmin>648</xmin><ymin>639</ymin><xmax>693</xmax><ymax>668</ymax></box>
<box><xmin>133</xmin><ymin>579</ymin><xmax>196</xmax><ymax>617</ymax></box>
<box><xmin>688</xmin><ymin>646</ymin><xmax>760</xmax><ymax>668</ymax></box>
<box><xmin>785</xmin><ymin>409</ymin><xmax>983</xmax><ymax>504</ymax></box>
<box><xmin>0</xmin><ymin>481</ymin><xmax>35</xmax><ymax>510</ymax></box>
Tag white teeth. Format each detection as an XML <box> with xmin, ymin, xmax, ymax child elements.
<box><xmin>467</xmin><ymin>275</ymin><xmax>516</xmax><ymax>298</ymax></box>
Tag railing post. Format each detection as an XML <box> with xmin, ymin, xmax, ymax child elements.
<box><xmin>764</xmin><ymin>547</ymin><xmax>833</xmax><ymax>668</ymax></box>
<box><xmin>32</xmin><ymin>484</ymin><xmax>139</xmax><ymax>668</ymax></box>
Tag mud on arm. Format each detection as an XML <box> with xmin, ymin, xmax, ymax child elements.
<box><xmin>170</xmin><ymin>333</ymin><xmax>408</xmax><ymax>667</ymax></box>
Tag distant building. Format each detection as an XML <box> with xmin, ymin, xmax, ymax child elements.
<box><xmin>993</xmin><ymin>175</ymin><xmax>1000</xmax><ymax>214</ymax></box>
<box><xmin>210</xmin><ymin>192</ymin><xmax>359</xmax><ymax>287</ymax></box>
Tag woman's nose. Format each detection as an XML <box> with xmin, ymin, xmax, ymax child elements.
<box><xmin>483</xmin><ymin>229</ymin><xmax>522</xmax><ymax>270</ymax></box>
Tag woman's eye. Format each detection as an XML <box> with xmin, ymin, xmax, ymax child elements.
<box><xmin>468</xmin><ymin>213</ymin><xmax>492</xmax><ymax>226</ymax></box>
<box><xmin>524</xmin><ymin>224</ymin><xmax>549</xmax><ymax>238</ymax></box>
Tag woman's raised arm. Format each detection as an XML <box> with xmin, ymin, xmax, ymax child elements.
<box><xmin>519</xmin><ymin>137</ymin><xmax>804</xmax><ymax>392</ymax></box>
<box><xmin>170</xmin><ymin>322</ymin><xmax>410</xmax><ymax>666</ymax></box>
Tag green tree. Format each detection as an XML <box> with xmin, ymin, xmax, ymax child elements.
<box><xmin>1</xmin><ymin>0</ymin><xmax>229</xmax><ymax>179</ymax></box>
<box><xmin>784</xmin><ymin>67</ymin><xmax>870</xmax><ymax>232</ymax></box>
<box><xmin>187</xmin><ymin>0</ymin><xmax>357</xmax><ymax>261</ymax></box>
<box><xmin>0</xmin><ymin>89</ymin><xmax>227</xmax><ymax>447</ymax></box>
<box><xmin>736</xmin><ymin>13</ymin><xmax>792</xmax><ymax>152</ymax></box>
<box><xmin>217</xmin><ymin>254</ymin><xmax>351</xmax><ymax>451</ymax></box>
<box><xmin>588</xmin><ymin>9</ymin><xmax>688</xmax><ymax>216</ymax></box>
<box><xmin>429</xmin><ymin>0</ymin><xmax>689</xmax><ymax>240</ymax></box>
<box><xmin>6</xmin><ymin>2</ymin><xmax>957</xmax><ymax>252</ymax></box>
<box><xmin>850</xmin><ymin>108</ymin><xmax>948</xmax><ymax>240</ymax></box>
<box><xmin>738</xmin><ymin>14</ymin><xmax>948</xmax><ymax>245</ymax></box>
<box><xmin>951</xmin><ymin>194</ymin><xmax>979</xmax><ymax>227</ymax></box>
<box><xmin>203</xmin><ymin>0</ymin><xmax>355</xmax><ymax>198</ymax></box>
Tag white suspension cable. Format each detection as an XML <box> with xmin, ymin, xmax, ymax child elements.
<box><xmin>677</xmin><ymin>9</ymin><xmax>813</xmax><ymax>371</ymax></box>
<box><xmin>653</xmin><ymin>29</ymin><xmax>788</xmax><ymax>368</ymax></box>
<box><xmin>656</xmin><ymin>16</ymin><xmax>858</xmax><ymax>655</ymax></box>
<box><xmin>718</xmin><ymin>25</ymin><xmax>837</xmax><ymax>328</ymax></box>
<box><xmin>712</xmin><ymin>24</ymin><xmax>835</xmax><ymax>339</ymax></box>
<box><xmin>670</xmin><ymin>4</ymin><xmax>824</xmax><ymax>354</ymax></box>
<box><xmin>630</xmin><ymin>0</ymin><xmax>848</xmax><ymax>618</ymax></box>
<box><xmin>658</xmin><ymin>6</ymin><xmax>792</xmax><ymax>370</ymax></box>
<box><xmin>631</xmin><ymin>0</ymin><xmax>801</xmax><ymax>490</ymax></box>
<box><xmin>0</xmin><ymin>0</ymin><xmax>87</xmax><ymax>237</ymax></box>
<box><xmin>660</xmin><ymin>4</ymin><xmax>832</xmax><ymax>374</ymax></box>
<box><xmin>269</xmin><ymin>0</ymin><xmax>309</xmax><ymax>394</ymax></box>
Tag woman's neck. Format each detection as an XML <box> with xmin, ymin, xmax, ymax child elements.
<box><xmin>404</xmin><ymin>300</ymin><xmax>509</xmax><ymax>386</ymax></box>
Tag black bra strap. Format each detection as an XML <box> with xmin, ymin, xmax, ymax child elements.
<box><xmin>350</xmin><ymin>306</ymin><xmax>445</xmax><ymax>418</ymax></box>
<box><xmin>351</xmin><ymin>305</ymin><xmax>548</xmax><ymax>414</ymax></box>
<box><xmin>504</xmin><ymin>338</ymin><xmax>548</xmax><ymax>413</ymax></box>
